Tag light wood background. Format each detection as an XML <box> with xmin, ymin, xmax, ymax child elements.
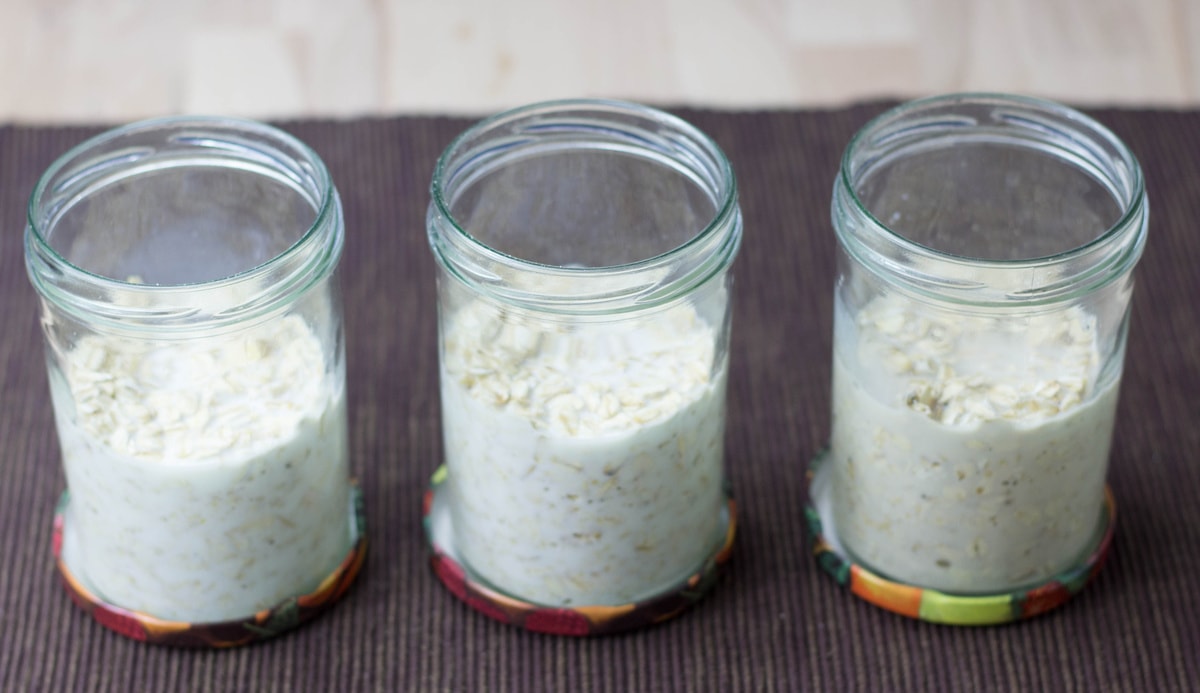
<box><xmin>2</xmin><ymin>0</ymin><xmax>1197</xmax><ymax>123</ymax></box>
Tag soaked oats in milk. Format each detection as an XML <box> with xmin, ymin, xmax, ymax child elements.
<box><xmin>830</xmin><ymin>294</ymin><xmax>1118</xmax><ymax>592</ymax></box>
<box><xmin>440</xmin><ymin>300</ymin><xmax>727</xmax><ymax>605</ymax></box>
<box><xmin>54</xmin><ymin>315</ymin><xmax>350</xmax><ymax>622</ymax></box>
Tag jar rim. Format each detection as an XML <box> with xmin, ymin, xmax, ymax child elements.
<box><xmin>428</xmin><ymin>99</ymin><xmax>742</xmax><ymax>315</ymax></box>
<box><xmin>836</xmin><ymin>93</ymin><xmax>1148</xmax><ymax>306</ymax></box>
<box><xmin>25</xmin><ymin>116</ymin><xmax>342</xmax><ymax>333</ymax></box>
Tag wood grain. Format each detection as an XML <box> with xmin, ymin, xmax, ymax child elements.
<box><xmin>1</xmin><ymin>0</ymin><xmax>1193</xmax><ymax>122</ymax></box>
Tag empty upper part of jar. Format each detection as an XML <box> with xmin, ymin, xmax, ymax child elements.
<box><xmin>26</xmin><ymin>117</ymin><xmax>342</xmax><ymax>335</ymax></box>
<box><xmin>427</xmin><ymin>99</ymin><xmax>742</xmax><ymax>315</ymax></box>
<box><xmin>834</xmin><ymin>93</ymin><xmax>1147</xmax><ymax>307</ymax></box>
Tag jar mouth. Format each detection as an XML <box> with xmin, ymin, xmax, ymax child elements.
<box><xmin>428</xmin><ymin>99</ymin><xmax>742</xmax><ymax>315</ymax></box>
<box><xmin>26</xmin><ymin>116</ymin><xmax>342</xmax><ymax>334</ymax></box>
<box><xmin>836</xmin><ymin>93</ymin><xmax>1148</xmax><ymax>306</ymax></box>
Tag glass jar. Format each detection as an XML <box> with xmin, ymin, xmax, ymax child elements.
<box><xmin>816</xmin><ymin>94</ymin><xmax>1147</xmax><ymax>610</ymax></box>
<box><xmin>425</xmin><ymin>100</ymin><xmax>742</xmax><ymax>632</ymax></box>
<box><xmin>25</xmin><ymin>117</ymin><xmax>362</xmax><ymax>642</ymax></box>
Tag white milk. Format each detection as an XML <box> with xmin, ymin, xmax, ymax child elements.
<box><xmin>440</xmin><ymin>301</ymin><xmax>727</xmax><ymax>606</ymax></box>
<box><xmin>51</xmin><ymin>315</ymin><xmax>351</xmax><ymax>622</ymax></box>
<box><xmin>829</xmin><ymin>294</ymin><xmax>1118</xmax><ymax>593</ymax></box>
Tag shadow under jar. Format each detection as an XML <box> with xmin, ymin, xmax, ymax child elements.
<box><xmin>25</xmin><ymin>117</ymin><xmax>362</xmax><ymax>646</ymax></box>
<box><xmin>813</xmin><ymin>94</ymin><xmax>1147</xmax><ymax>622</ymax></box>
<box><xmin>425</xmin><ymin>100</ymin><xmax>742</xmax><ymax>635</ymax></box>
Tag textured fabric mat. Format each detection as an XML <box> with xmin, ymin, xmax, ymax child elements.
<box><xmin>1</xmin><ymin>107</ymin><xmax>1196</xmax><ymax>692</ymax></box>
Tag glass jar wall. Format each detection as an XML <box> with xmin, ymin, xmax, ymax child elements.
<box><xmin>823</xmin><ymin>94</ymin><xmax>1147</xmax><ymax>599</ymax></box>
<box><xmin>425</xmin><ymin>100</ymin><xmax>742</xmax><ymax>630</ymax></box>
<box><xmin>25</xmin><ymin>117</ymin><xmax>360</xmax><ymax>635</ymax></box>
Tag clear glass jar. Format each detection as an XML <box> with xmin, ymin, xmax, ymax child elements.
<box><xmin>825</xmin><ymin>94</ymin><xmax>1147</xmax><ymax>595</ymax></box>
<box><xmin>25</xmin><ymin>117</ymin><xmax>356</xmax><ymax>627</ymax></box>
<box><xmin>427</xmin><ymin>100</ymin><xmax>742</xmax><ymax>612</ymax></box>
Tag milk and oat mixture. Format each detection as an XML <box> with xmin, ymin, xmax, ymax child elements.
<box><xmin>52</xmin><ymin>315</ymin><xmax>350</xmax><ymax>622</ymax></box>
<box><xmin>830</xmin><ymin>293</ymin><xmax>1118</xmax><ymax>593</ymax></box>
<box><xmin>441</xmin><ymin>300</ymin><xmax>727</xmax><ymax>606</ymax></box>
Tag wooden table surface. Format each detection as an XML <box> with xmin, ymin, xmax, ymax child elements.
<box><xmin>1</xmin><ymin>0</ymin><xmax>1196</xmax><ymax>123</ymax></box>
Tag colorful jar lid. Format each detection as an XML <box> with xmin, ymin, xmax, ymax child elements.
<box><xmin>806</xmin><ymin>452</ymin><xmax>1115</xmax><ymax>625</ymax></box>
<box><xmin>53</xmin><ymin>484</ymin><xmax>367</xmax><ymax>647</ymax></box>
<box><xmin>423</xmin><ymin>465</ymin><xmax>736</xmax><ymax>636</ymax></box>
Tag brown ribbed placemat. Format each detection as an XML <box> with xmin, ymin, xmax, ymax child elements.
<box><xmin>1</xmin><ymin>107</ymin><xmax>1196</xmax><ymax>692</ymax></box>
